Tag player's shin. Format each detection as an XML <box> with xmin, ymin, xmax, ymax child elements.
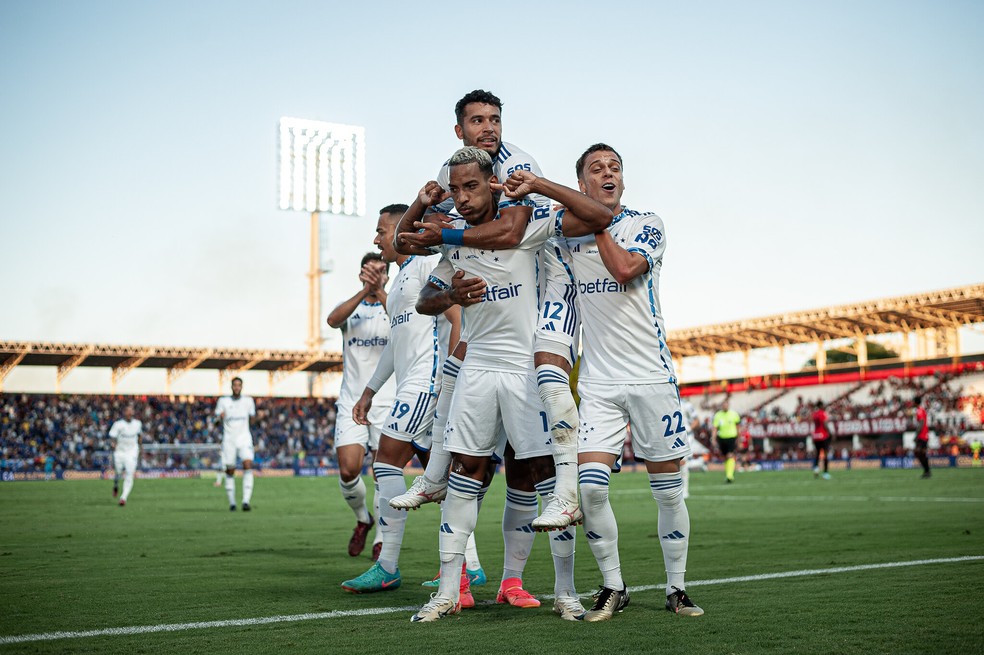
<box><xmin>650</xmin><ymin>471</ymin><xmax>689</xmax><ymax>592</ymax></box>
<box><xmin>242</xmin><ymin>470</ymin><xmax>254</xmax><ymax>504</ymax></box>
<box><xmin>224</xmin><ymin>473</ymin><xmax>236</xmax><ymax>506</ymax></box>
<box><xmin>372</xmin><ymin>462</ymin><xmax>408</xmax><ymax>573</ymax></box>
<box><xmin>502</xmin><ymin>487</ymin><xmax>538</xmax><ymax>580</ymax></box>
<box><xmin>339</xmin><ymin>475</ymin><xmax>371</xmax><ymax>523</ymax></box>
<box><xmin>579</xmin><ymin>463</ymin><xmax>623</xmax><ymax>590</ymax></box>
<box><xmin>536</xmin><ymin>364</ymin><xmax>579</xmax><ymax>502</ymax></box>
<box><xmin>437</xmin><ymin>473</ymin><xmax>481</xmax><ymax>602</ymax></box>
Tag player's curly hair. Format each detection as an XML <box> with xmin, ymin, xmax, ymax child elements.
<box><xmin>454</xmin><ymin>90</ymin><xmax>502</xmax><ymax>125</ymax></box>
<box><xmin>575</xmin><ymin>143</ymin><xmax>623</xmax><ymax>180</ymax></box>
<box><xmin>448</xmin><ymin>146</ymin><xmax>494</xmax><ymax>177</ymax></box>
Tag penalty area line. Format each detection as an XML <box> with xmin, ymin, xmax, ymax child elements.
<box><xmin>2</xmin><ymin>556</ymin><xmax>982</xmax><ymax>645</ymax></box>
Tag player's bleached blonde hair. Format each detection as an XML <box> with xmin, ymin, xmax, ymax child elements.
<box><xmin>448</xmin><ymin>146</ymin><xmax>494</xmax><ymax>177</ymax></box>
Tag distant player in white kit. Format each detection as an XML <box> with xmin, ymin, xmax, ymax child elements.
<box><xmin>327</xmin><ymin>250</ymin><xmax>396</xmax><ymax>559</ymax></box>
<box><xmin>215</xmin><ymin>377</ymin><xmax>256</xmax><ymax>511</ymax></box>
<box><xmin>109</xmin><ymin>404</ymin><xmax>142</xmax><ymax>506</ymax></box>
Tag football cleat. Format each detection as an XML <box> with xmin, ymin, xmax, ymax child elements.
<box><xmin>583</xmin><ymin>586</ymin><xmax>630</xmax><ymax>622</ymax></box>
<box><xmin>229</xmin><ymin>504</ymin><xmax>236</xmax><ymax>512</ymax></box>
<box><xmin>348</xmin><ymin>513</ymin><xmax>374</xmax><ymax>557</ymax></box>
<box><xmin>389</xmin><ymin>476</ymin><xmax>447</xmax><ymax>510</ymax></box>
<box><xmin>553</xmin><ymin>595</ymin><xmax>586</xmax><ymax>621</ymax></box>
<box><xmin>496</xmin><ymin>578</ymin><xmax>540</xmax><ymax>608</ymax></box>
<box><xmin>921</xmin><ymin>471</ymin><xmax>932</xmax><ymax>479</ymax></box>
<box><xmin>821</xmin><ymin>473</ymin><xmax>831</xmax><ymax>481</ymax></box>
<box><xmin>242</xmin><ymin>503</ymin><xmax>251</xmax><ymax>512</ymax></box>
<box><xmin>112</xmin><ymin>485</ymin><xmax>119</xmax><ymax>498</ymax></box>
<box><xmin>665</xmin><ymin>586</ymin><xmax>703</xmax><ymax>616</ymax></box>
<box><xmin>410</xmin><ymin>594</ymin><xmax>460</xmax><ymax>623</ymax></box>
<box><xmin>118</xmin><ymin>499</ymin><xmax>126</xmax><ymax>507</ymax></box>
<box><xmin>532</xmin><ymin>493</ymin><xmax>583</xmax><ymax>531</ymax></box>
<box><xmin>371</xmin><ymin>542</ymin><xmax>382</xmax><ymax>562</ymax></box>
<box><xmin>340</xmin><ymin>561</ymin><xmax>401</xmax><ymax>594</ymax></box>
<box><xmin>422</xmin><ymin>566</ymin><xmax>487</xmax><ymax>587</ymax></box>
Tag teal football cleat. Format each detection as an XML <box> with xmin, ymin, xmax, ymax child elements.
<box><xmin>341</xmin><ymin>562</ymin><xmax>401</xmax><ymax>594</ymax></box>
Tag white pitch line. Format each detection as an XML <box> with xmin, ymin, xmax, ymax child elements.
<box><xmin>694</xmin><ymin>494</ymin><xmax>984</xmax><ymax>503</ymax></box>
<box><xmin>2</xmin><ymin>556</ymin><xmax>981</xmax><ymax>645</ymax></box>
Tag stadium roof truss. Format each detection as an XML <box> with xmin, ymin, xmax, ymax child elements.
<box><xmin>666</xmin><ymin>283</ymin><xmax>984</xmax><ymax>364</ymax></box>
<box><xmin>0</xmin><ymin>342</ymin><xmax>343</xmax><ymax>393</ymax></box>
<box><xmin>1</xmin><ymin>284</ymin><xmax>981</xmax><ymax>393</ymax></box>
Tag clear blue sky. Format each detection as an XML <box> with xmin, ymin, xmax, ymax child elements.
<box><xmin>1</xmin><ymin>1</ymin><xmax>982</xmax><ymax>390</ymax></box>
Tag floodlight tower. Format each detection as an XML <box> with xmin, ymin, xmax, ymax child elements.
<box><xmin>278</xmin><ymin>117</ymin><xmax>366</xmax><ymax>350</ymax></box>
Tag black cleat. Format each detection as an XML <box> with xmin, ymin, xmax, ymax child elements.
<box><xmin>666</xmin><ymin>586</ymin><xmax>703</xmax><ymax>616</ymax></box>
<box><xmin>921</xmin><ymin>471</ymin><xmax>932</xmax><ymax>479</ymax></box>
<box><xmin>242</xmin><ymin>503</ymin><xmax>251</xmax><ymax>511</ymax></box>
<box><xmin>583</xmin><ymin>585</ymin><xmax>630</xmax><ymax>622</ymax></box>
<box><xmin>230</xmin><ymin>504</ymin><xmax>236</xmax><ymax>512</ymax></box>
<box><xmin>113</xmin><ymin>485</ymin><xmax>119</xmax><ymax>498</ymax></box>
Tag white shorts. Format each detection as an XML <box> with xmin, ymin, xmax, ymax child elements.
<box><xmin>114</xmin><ymin>449</ymin><xmax>138</xmax><ymax>476</ymax></box>
<box><xmin>577</xmin><ymin>380</ymin><xmax>693</xmax><ymax>463</ymax></box>
<box><xmin>444</xmin><ymin>368</ymin><xmax>552</xmax><ymax>460</ymax></box>
<box><xmin>222</xmin><ymin>435</ymin><xmax>255</xmax><ymax>468</ymax></box>
<box><xmin>334</xmin><ymin>400</ymin><xmax>385</xmax><ymax>452</ymax></box>
<box><xmin>380</xmin><ymin>386</ymin><xmax>435</xmax><ymax>451</ymax></box>
<box><xmin>535</xmin><ymin>251</ymin><xmax>579</xmax><ymax>367</ymax></box>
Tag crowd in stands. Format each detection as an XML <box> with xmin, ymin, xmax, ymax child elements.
<box><xmin>3</xmin><ymin>371</ymin><xmax>983</xmax><ymax>473</ymax></box>
<box><xmin>0</xmin><ymin>394</ymin><xmax>339</xmax><ymax>474</ymax></box>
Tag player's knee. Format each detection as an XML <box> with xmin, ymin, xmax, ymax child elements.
<box><xmin>579</xmin><ymin>480</ymin><xmax>610</xmax><ymax>509</ymax></box>
<box><xmin>650</xmin><ymin>473</ymin><xmax>684</xmax><ymax>506</ymax></box>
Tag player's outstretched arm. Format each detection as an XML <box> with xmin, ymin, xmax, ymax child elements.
<box><xmin>402</xmin><ymin>203</ymin><xmax>531</xmax><ymax>251</ymax></box>
<box><xmin>496</xmin><ymin>171</ymin><xmax>613</xmax><ymax>237</ymax></box>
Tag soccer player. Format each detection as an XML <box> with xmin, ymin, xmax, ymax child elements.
<box><xmin>394</xmin><ymin>89</ymin><xmax>583</xmax><ymax>533</ymax></box>
<box><xmin>913</xmin><ymin>395</ymin><xmax>931</xmax><ymax>478</ymax></box>
<box><xmin>341</xmin><ymin>205</ymin><xmax>461</xmax><ymax>594</ymax></box>
<box><xmin>712</xmin><ymin>399</ymin><xmax>741</xmax><ymax>483</ymax></box>
<box><xmin>215</xmin><ymin>377</ymin><xmax>257</xmax><ymax>511</ymax></box>
<box><xmin>534</xmin><ymin>143</ymin><xmax>703</xmax><ymax>621</ymax></box>
<box><xmin>109</xmin><ymin>404</ymin><xmax>142</xmax><ymax>506</ymax></box>
<box><xmin>811</xmin><ymin>400</ymin><xmax>834</xmax><ymax>480</ymax></box>
<box><xmin>326</xmin><ymin>251</ymin><xmax>396</xmax><ymax>559</ymax></box>
<box><xmin>406</xmin><ymin>146</ymin><xmax>612</xmax><ymax>622</ymax></box>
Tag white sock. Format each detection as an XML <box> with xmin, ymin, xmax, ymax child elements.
<box><xmin>242</xmin><ymin>470</ymin><xmax>254</xmax><ymax>504</ymax></box>
<box><xmin>465</xmin><ymin>533</ymin><xmax>481</xmax><ymax>571</ymax></box>
<box><xmin>501</xmin><ymin>487</ymin><xmax>538</xmax><ymax>581</ymax></box>
<box><xmin>579</xmin><ymin>462</ymin><xmax>623</xmax><ymax>590</ymax></box>
<box><xmin>535</xmin><ymin>477</ymin><xmax>576</xmax><ymax>597</ymax></box>
<box><xmin>373</xmin><ymin>462</ymin><xmax>407</xmax><ymax>574</ymax></box>
<box><xmin>339</xmin><ymin>475</ymin><xmax>371</xmax><ymax>523</ymax></box>
<box><xmin>536</xmin><ymin>364</ymin><xmax>579</xmax><ymax>501</ymax></box>
<box><xmin>121</xmin><ymin>473</ymin><xmax>134</xmax><ymax>501</ymax></box>
<box><xmin>372</xmin><ymin>486</ymin><xmax>383</xmax><ymax>547</ymax></box>
<box><xmin>437</xmin><ymin>473</ymin><xmax>482</xmax><ymax>601</ymax></box>
<box><xmin>650</xmin><ymin>471</ymin><xmax>690</xmax><ymax>593</ymax></box>
<box><xmin>681</xmin><ymin>463</ymin><xmax>691</xmax><ymax>500</ymax></box>
<box><xmin>424</xmin><ymin>356</ymin><xmax>462</xmax><ymax>485</ymax></box>
<box><xmin>225</xmin><ymin>474</ymin><xmax>236</xmax><ymax>506</ymax></box>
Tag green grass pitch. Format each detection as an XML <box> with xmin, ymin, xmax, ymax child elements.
<box><xmin>2</xmin><ymin>468</ymin><xmax>983</xmax><ymax>654</ymax></box>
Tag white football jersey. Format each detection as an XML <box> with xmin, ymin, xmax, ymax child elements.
<box><xmin>560</xmin><ymin>207</ymin><xmax>677</xmax><ymax>384</ymax></box>
<box><xmin>385</xmin><ymin>254</ymin><xmax>442</xmax><ymax>393</ymax></box>
<box><xmin>215</xmin><ymin>395</ymin><xmax>256</xmax><ymax>441</ymax></box>
<box><xmin>336</xmin><ymin>300</ymin><xmax>395</xmax><ymax>410</ymax></box>
<box><xmin>109</xmin><ymin>419</ymin><xmax>142</xmax><ymax>452</ymax></box>
<box><xmin>430</xmin><ymin>209</ymin><xmax>558</xmax><ymax>373</ymax></box>
<box><xmin>435</xmin><ymin>141</ymin><xmax>549</xmax><ymax>213</ymax></box>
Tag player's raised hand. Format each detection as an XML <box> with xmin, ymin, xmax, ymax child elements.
<box><xmin>419</xmin><ymin>181</ymin><xmax>450</xmax><ymax>207</ymax></box>
<box><xmin>492</xmin><ymin>169</ymin><xmax>538</xmax><ymax>198</ymax></box>
<box><xmin>401</xmin><ymin>218</ymin><xmax>454</xmax><ymax>248</ymax></box>
<box><xmin>448</xmin><ymin>270</ymin><xmax>486</xmax><ymax>306</ymax></box>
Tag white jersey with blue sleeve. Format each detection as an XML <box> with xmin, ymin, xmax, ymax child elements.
<box><xmin>336</xmin><ymin>301</ymin><xmax>395</xmax><ymax>409</ymax></box>
<box><xmin>386</xmin><ymin>254</ymin><xmax>442</xmax><ymax>393</ymax></box>
<box><xmin>429</xmin><ymin>209</ymin><xmax>558</xmax><ymax>373</ymax></box>
<box><xmin>561</xmin><ymin>207</ymin><xmax>677</xmax><ymax>385</ymax></box>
